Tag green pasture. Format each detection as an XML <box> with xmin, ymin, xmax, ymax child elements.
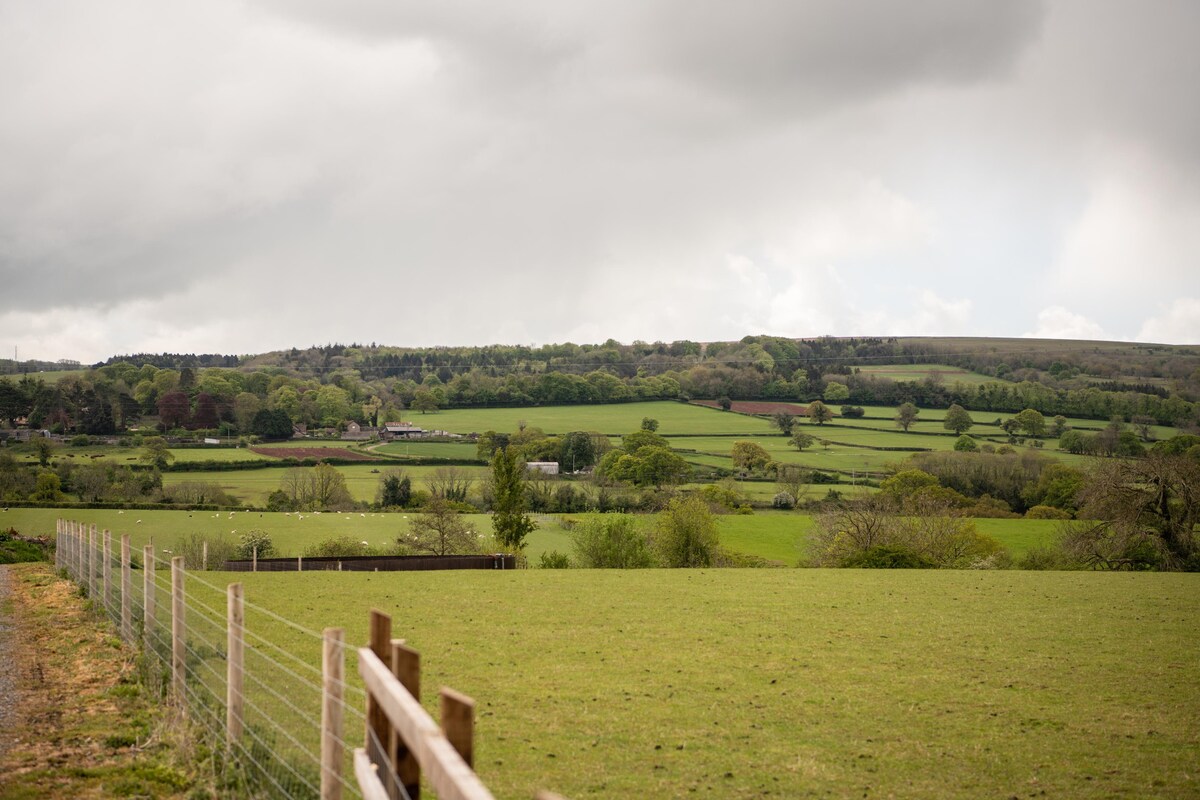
<box><xmin>14</xmin><ymin>506</ymin><xmax>1059</xmax><ymax>567</ymax></box>
<box><xmin>176</xmin><ymin>568</ymin><xmax>1199</xmax><ymax>799</ymax></box>
<box><xmin>372</xmin><ymin>441</ymin><xmax>482</xmax><ymax>460</ymax></box>
<box><xmin>854</xmin><ymin>363</ymin><xmax>996</xmax><ymax>386</ymax></box>
<box><xmin>412</xmin><ymin>401</ymin><xmax>776</xmax><ymax>436</ymax></box>
<box><xmin>161</xmin><ymin>464</ymin><xmax>492</xmax><ymax>506</ymax></box>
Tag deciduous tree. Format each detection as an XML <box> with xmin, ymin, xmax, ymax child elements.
<box><xmin>407</xmin><ymin>497</ymin><xmax>478</xmax><ymax>556</ymax></box>
<box><xmin>731</xmin><ymin>441</ymin><xmax>772</xmax><ymax>473</ymax></box>
<box><xmin>807</xmin><ymin>400</ymin><xmax>832</xmax><ymax>425</ymax></box>
<box><xmin>491</xmin><ymin>446</ymin><xmax>536</xmax><ymax>551</ymax></box>
<box><xmin>894</xmin><ymin>402</ymin><xmax>919</xmax><ymax>432</ymax></box>
<box><xmin>942</xmin><ymin>404</ymin><xmax>973</xmax><ymax>435</ymax></box>
<box><xmin>772</xmin><ymin>411</ymin><xmax>796</xmax><ymax>436</ymax></box>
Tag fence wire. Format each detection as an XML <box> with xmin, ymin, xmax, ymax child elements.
<box><xmin>56</xmin><ymin>522</ymin><xmax>367</xmax><ymax>800</ymax></box>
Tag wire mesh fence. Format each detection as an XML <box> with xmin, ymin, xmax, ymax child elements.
<box><xmin>56</xmin><ymin>519</ymin><xmax>366</xmax><ymax>800</ymax></box>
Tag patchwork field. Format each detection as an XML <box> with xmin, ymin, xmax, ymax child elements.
<box><xmin>9</xmin><ymin>508</ymin><xmax>1061</xmax><ymax>567</ymax></box>
<box><xmin>171</xmin><ymin>568</ymin><xmax>1199</xmax><ymax>799</ymax></box>
<box><xmin>406</xmin><ymin>401</ymin><xmax>776</xmax><ymax>436</ymax></box>
<box><xmin>853</xmin><ymin>363</ymin><xmax>996</xmax><ymax>385</ymax></box>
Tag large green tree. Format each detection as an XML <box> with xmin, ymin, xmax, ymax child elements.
<box><xmin>942</xmin><ymin>404</ymin><xmax>973</xmax><ymax>435</ymax></box>
<box><xmin>807</xmin><ymin>400</ymin><xmax>832</xmax><ymax>425</ymax></box>
<box><xmin>895</xmin><ymin>402</ymin><xmax>919</xmax><ymax>432</ymax></box>
<box><xmin>491</xmin><ymin>446</ymin><xmax>536</xmax><ymax>552</ymax></box>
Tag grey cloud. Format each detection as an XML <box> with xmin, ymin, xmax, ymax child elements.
<box><xmin>632</xmin><ymin>1</ymin><xmax>1046</xmax><ymax>114</ymax></box>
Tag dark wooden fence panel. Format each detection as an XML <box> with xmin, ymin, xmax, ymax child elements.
<box><xmin>221</xmin><ymin>554</ymin><xmax>518</xmax><ymax>572</ymax></box>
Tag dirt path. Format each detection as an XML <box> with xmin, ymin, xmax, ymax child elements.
<box><xmin>0</xmin><ymin>566</ymin><xmax>18</xmax><ymax>762</ymax></box>
<box><xmin>0</xmin><ymin>563</ymin><xmax>190</xmax><ymax>798</ymax></box>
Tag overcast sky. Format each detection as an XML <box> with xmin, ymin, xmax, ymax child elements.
<box><xmin>2</xmin><ymin>1</ymin><xmax>1198</xmax><ymax>363</ymax></box>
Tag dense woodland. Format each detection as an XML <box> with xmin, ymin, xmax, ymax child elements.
<box><xmin>0</xmin><ymin>336</ymin><xmax>1198</xmax><ymax>437</ymax></box>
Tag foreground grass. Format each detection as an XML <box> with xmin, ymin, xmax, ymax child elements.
<box><xmin>206</xmin><ymin>569</ymin><xmax>1199</xmax><ymax>799</ymax></box>
<box><xmin>0</xmin><ymin>564</ymin><xmax>190</xmax><ymax>799</ymax></box>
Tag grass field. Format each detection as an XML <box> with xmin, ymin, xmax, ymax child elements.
<box><xmin>853</xmin><ymin>363</ymin><xmax>996</xmax><ymax>386</ymax></box>
<box><xmin>373</xmin><ymin>441</ymin><xmax>482</xmax><ymax>460</ymax></box>
<box><xmin>161</xmin><ymin>463</ymin><xmax>492</xmax><ymax>505</ymax></box>
<box><xmin>171</xmin><ymin>568</ymin><xmax>1200</xmax><ymax>799</ymax></box>
<box><xmin>409</xmin><ymin>401</ymin><xmax>776</xmax><ymax>436</ymax></box>
<box><xmin>11</xmin><ymin>506</ymin><xmax>1060</xmax><ymax>567</ymax></box>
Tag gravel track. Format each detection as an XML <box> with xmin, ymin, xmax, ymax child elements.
<box><xmin>0</xmin><ymin>565</ymin><xmax>18</xmax><ymax>760</ymax></box>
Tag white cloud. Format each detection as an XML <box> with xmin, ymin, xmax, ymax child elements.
<box><xmin>1138</xmin><ymin>298</ymin><xmax>1200</xmax><ymax>345</ymax></box>
<box><xmin>1024</xmin><ymin>306</ymin><xmax>1111</xmax><ymax>341</ymax></box>
<box><xmin>1050</xmin><ymin>143</ymin><xmax>1200</xmax><ymax>326</ymax></box>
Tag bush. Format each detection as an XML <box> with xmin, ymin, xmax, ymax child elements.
<box><xmin>572</xmin><ymin>515</ymin><xmax>655</xmax><ymax>568</ymax></box>
<box><xmin>301</xmin><ymin>535</ymin><xmax>380</xmax><ymax>558</ymax></box>
<box><xmin>237</xmin><ymin>530</ymin><xmax>274</xmax><ymax>560</ymax></box>
<box><xmin>0</xmin><ymin>528</ymin><xmax>49</xmax><ymax>564</ymax></box>
<box><xmin>840</xmin><ymin>406</ymin><xmax>865</xmax><ymax>418</ymax></box>
<box><xmin>771</xmin><ymin>491</ymin><xmax>795</xmax><ymax>510</ymax></box>
<box><xmin>538</xmin><ymin>550</ymin><xmax>572</xmax><ymax>569</ymax></box>
<box><xmin>1018</xmin><ymin>545</ymin><xmax>1079</xmax><ymax>571</ymax></box>
<box><xmin>842</xmin><ymin>546</ymin><xmax>935</xmax><ymax>569</ymax></box>
<box><xmin>653</xmin><ymin>496</ymin><xmax>719</xmax><ymax>568</ymax></box>
<box><xmin>1026</xmin><ymin>505</ymin><xmax>1071</xmax><ymax>520</ymax></box>
<box><xmin>953</xmin><ymin>435</ymin><xmax>978</xmax><ymax>452</ymax></box>
<box><xmin>176</xmin><ymin>532</ymin><xmax>238</xmax><ymax>570</ymax></box>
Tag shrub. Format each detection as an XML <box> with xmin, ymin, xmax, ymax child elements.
<box><xmin>953</xmin><ymin>435</ymin><xmax>978</xmax><ymax>452</ymax></box>
<box><xmin>840</xmin><ymin>405</ymin><xmax>865</xmax><ymax>418</ymax></box>
<box><xmin>653</xmin><ymin>496</ymin><xmax>719</xmax><ymax>568</ymax></box>
<box><xmin>771</xmin><ymin>492</ymin><xmax>795</xmax><ymax>510</ymax></box>
<box><xmin>572</xmin><ymin>515</ymin><xmax>654</xmax><ymax>569</ymax></box>
<box><xmin>237</xmin><ymin>530</ymin><xmax>274</xmax><ymax>560</ymax></box>
<box><xmin>176</xmin><ymin>532</ymin><xmax>238</xmax><ymax>570</ymax></box>
<box><xmin>842</xmin><ymin>546</ymin><xmax>935</xmax><ymax>569</ymax></box>
<box><xmin>1026</xmin><ymin>505</ymin><xmax>1071</xmax><ymax>520</ymax></box>
<box><xmin>1018</xmin><ymin>545</ymin><xmax>1079</xmax><ymax>571</ymax></box>
<box><xmin>699</xmin><ymin>479</ymin><xmax>751</xmax><ymax>513</ymax></box>
<box><xmin>0</xmin><ymin>528</ymin><xmax>49</xmax><ymax>564</ymax></box>
<box><xmin>538</xmin><ymin>550</ymin><xmax>572</xmax><ymax>569</ymax></box>
<box><xmin>302</xmin><ymin>535</ymin><xmax>380</xmax><ymax>558</ymax></box>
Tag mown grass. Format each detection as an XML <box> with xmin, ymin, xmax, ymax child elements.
<box><xmin>854</xmin><ymin>363</ymin><xmax>996</xmax><ymax>386</ymax></box>
<box><xmin>411</xmin><ymin>401</ymin><xmax>776</xmax><ymax>436</ymax></box>
<box><xmin>207</xmin><ymin>568</ymin><xmax>1200</xmax><ymax>799</ymax></box>
<box><xmin>160</xmin><ymin>463</ymin><xmax>492</xmax><ymax>505</ymax></box>
<box><xmin>372</xmin><ymin>441</ymin><xmax>482</xmax><ymax>460</ymax></box>
<box><xmin>11</xmin><ymin>507</ymin><xmax>1058</xmax><ymax>567</ymax></box>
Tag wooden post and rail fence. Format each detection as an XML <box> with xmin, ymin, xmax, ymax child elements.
<box><xmin>52</xmin><ymin>518</ymin><xmax>561</xmax><ymax>800</ymax></box>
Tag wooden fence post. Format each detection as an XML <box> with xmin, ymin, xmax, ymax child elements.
<box><xmin>367</xmin><ymin>610</ymin><xmax>392</xmax><ymax>795</ymax></box>
<box><xmin>322</xmin><ymin>627</ymin><xmax>345</xmax><ymax>800</ymax></box>
<box><xmin>102</xmin><ymin>529</ymin><xmax>112</xmax><ymax>616</ymax></box>
<box><xmin>440</xmin><ymin>688</ymin><xmax>475</xmax><ymax>769</ymax></box>
<box><xmin>298</xmin><ymin>556</ymin><xmax>303</xmax><ymax>572</ymax></box>
<box><xmin>391</xmin><ymin>641</ymin><xmax>421</xmax><ymax>798</ymax></box>
<box><xmin>202</xmin><ymin>540</ymin><xmax>208</xmax><ymax>571</ymax></box>
<box><xmin>143</xmin><ymin>545</ymin><xmax>155</xmax><ymax>654</ymax></box>
<box><xmin>227</xmin><ymin>583</ymin><xmax>244</xmax><ymax>746</ymax></box>
<box><xmin>54</xmin><ymin>519</ymin><xmax>61</xmax><ymax>571</ymax></box>
<box><xmin>121</xmin><ymin>534</ymin><xmax>132</xmax><ymax>642</ymax></box>
<box><xmin>88</xmin><ymin>526</ymin><xmax>97</xmax><ymax>598</ymax></box>
<box><xmin>253</xmin><ymin>545</ymin><xmax>258</xmax><ymax>573</ymax></box>
<box><xmin>171</xmin><ymin>556</ymin><xmax>185</xmax><ymax>702</ymax></box>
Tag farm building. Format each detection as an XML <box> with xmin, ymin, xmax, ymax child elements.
<box><xmin>341</xmin><ymin>421</ymin><xmax>376</xmax><ymax>440</ymax></box>
<box><xmin>383</xmin><ymin>421</ymin><xmax>425</xmax><ymax>439</ymax></box>
<box><xmin>526</xmin><ymin>461</ymin><xmax>560</xmax><ymax>475</ymax></box>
